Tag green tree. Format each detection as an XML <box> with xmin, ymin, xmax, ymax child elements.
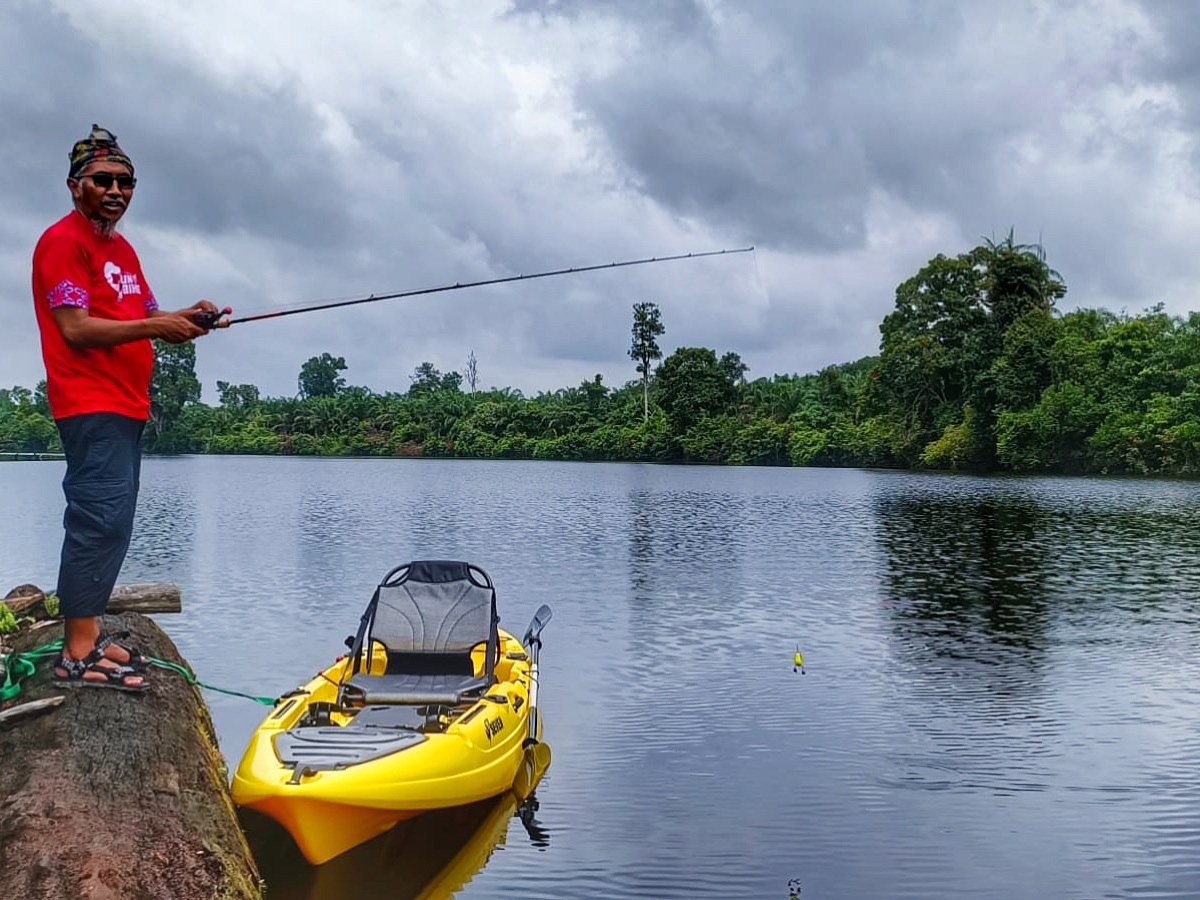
<box><xmin>995</xmin><ymin>381</ymin><xmax>1100</xmax><ymax>472</ymax></box>
<box><xmin>409</xmin><ymin>363</ymin><xmax>463</xmax><ymax>396</ymax></box>
<box><xmin>629</xmin><ymin>301</ymin><xmax>664</xmax><ymax>422</ymax></box>
<box><xmin>967</xmin><ymin>232</ymin><xmax>1067</xmax><ymax>465</ymax></box>
<box><xmin>410</xmin><ymin>362</ymin><xmax>442</xmax><ymax>395</ymax></box>
<box><xmin>990</xmin><ymin>309</ymin><xmax>1059</xmax><ymax>413</ymax></box>
<box><xmin>876</xmin><ymin>234</ymin><xmax>1066</xmax><ymax>468</ymax></box>
<box><xmin>730</xmin><ymin>418</ymin><xmax>788</xmax><ymax>466</ymax></box>
<box><xmin>580</xmin><ymin>374</ymin><xmax>608</xmax><ymax>411</ymax></box>
<box><xmin>0</xmin><ymin>385</ymin><xmax>58</xmax><ymax>453</ymax></box>
<box><xmin>719</xmin><ymin>351</ymin><xmax>749</xmax><ymax>387</ymax></box>
<box><xmin>33</xmin><ymin>380</ymin><xmax>50</xmax><ymax>416</ymax></box>
<box><xmin>877</xmin><ymin>252</ymin><xmax>986</xmax><ymax>452</ymax></box>
<box><xmin>298</xmin><ymin>353</ymin><xmax>347</xmax><ymax>398</ymax></box>
<box><xmin>921</xmin><ymin>405</ymin><xmax>980</xmax><ymax>470</ymax></box>
<box><xmin>216</xmin><ymin>380</ymin><xmax>261</xmax><ymax>411</ymax></box>
<box><xmin>149</xmin><ymin>340</ymin><xmax>201</xmax><ymax>440</ymax></box>
<box><xmin>977</xmin><ymin>231</ymin><xmax>1066</xmax><ymax>339</ymax></box>
<box><xmin>2</xmin><ymin>407</ymin><xmax>58</xmax><ymax>453</ymax></box>
<box><xmin>655</xmin><ymin>346</ymin><xmax>736</xmax><ymax>435</ymax></box>
<box><xmin>3</xmin><ymin>386</ymin><xmax>33</xmax><ymax>407</ymax></box>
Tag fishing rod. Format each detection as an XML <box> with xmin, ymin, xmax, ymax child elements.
<box><xmin>194</xmin><ymin>246</ymin><xmax>754</xmax><ymax>328</ymax></box>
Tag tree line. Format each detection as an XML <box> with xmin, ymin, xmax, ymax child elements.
<box><xmin>4</xmin><ymin>233</ymin><xmax>1200</xmax><ymax>475</ymax></box>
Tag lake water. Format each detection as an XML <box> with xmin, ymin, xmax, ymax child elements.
<box><xmin>3</xmin><ymin>457</ymin><xmax>1199</xmax><ymax>899</ymax></box>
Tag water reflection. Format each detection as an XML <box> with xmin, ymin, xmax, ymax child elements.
<box><xmin>872</xmin><ymin>483</ymin><xmax>1065</xmax><ymax>809</ymax></box>
<box><xmin>244</xmin><ymin>790</ymin><xmax>550</xmax><ymax>900</ymax></box>
<box><xmin>878</xmin><ymin>487</ymin><xmax>1046</xmax><ymax>619</ymax></box>
<box><xmin>627</xmin><ymin>488</ymin><xmax>748</xmax><ymax>602</ymax></box>
<box><xmin>876</xmin><ymin>489</ymin><xmax>1050</xmax><ymax>653</ymax></box>
<box><xmin>876</xmin><ymin>476</ymin><xmax>1200</xmax><ymax>665</ymax></box>
<box><xmin>870</xmin><ymin>472</ymin><xmax>1200</xmax><ymax>882</ymax></box>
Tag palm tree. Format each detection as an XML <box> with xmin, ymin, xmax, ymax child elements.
<box><xmin>629</xmin><ymin>302</ymin><xmax>664</xmax><ymax>422</ymax></box>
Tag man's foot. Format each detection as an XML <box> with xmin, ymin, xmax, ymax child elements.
<box><xmin>96</xmin><ymin>632</ymin><xmax>150</xmax><ymax>671</ymax></box>
<box><xmin>53</xmin><ymin>650</ymin><xmax>148</xmax><ymax>692</ymax></box>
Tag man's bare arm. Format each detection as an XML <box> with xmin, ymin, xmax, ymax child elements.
<box><xmin>52</xmin><ymin>306</ymin><xmax>207</xmax><ymax>349</ymax></box>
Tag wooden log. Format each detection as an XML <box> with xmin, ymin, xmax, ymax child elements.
<box><xmin>3</xmin><ymin>582</ymin><xmax>181</xmax><ymax>620</ymax></box>
<box><xmin>0</xmin><ymin>613</ymin><xmax>262</xmax><ymax>900</ymax></box>
<box><xmin>0</xmin><ymin>696</ymin><xmax>64</xmax><ymax>727</ymax></box>
<box><xmin>108</xmin><ymin>582</ymin><xmax>181</xmax><ymax>614</ymax></box>
<box><xmin>2</xmin><ymin>584</ymin><xmax>44</xmax><ymax>617</ymax></box>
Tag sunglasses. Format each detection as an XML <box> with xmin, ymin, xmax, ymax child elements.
<box><xmin>77</xmin><ymin>172</ymin><xmax>137</xmax><ymax>190</ymax></box>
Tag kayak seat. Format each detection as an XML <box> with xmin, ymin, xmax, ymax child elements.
<box><xmin>343</xmin><ymin>672</ymin><xmax>488</xmax><ymax>706</ymax></box>
<box><xmin>341</xmin><ymin>560</ymin><xmax>500</xmax><ymax>707</ymax></box>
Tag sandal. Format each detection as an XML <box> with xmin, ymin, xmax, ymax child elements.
<box><xmin>53</xmin><ymin>649</ymin><xmax>149</xmax><ymax>693</ymax></box>
<box><xmin>96</xmin><ymin>631</ymin><xmax>150</xmax><ymax>671</ymax></box>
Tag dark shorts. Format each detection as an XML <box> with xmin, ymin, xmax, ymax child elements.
<box><xmin>55</xmin><ymin>413</ymin><xmax>145</xmax><ymax>618</ymax></box>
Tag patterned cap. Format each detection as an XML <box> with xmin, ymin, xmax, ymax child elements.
<box><xmin>68</xmin><ymin>124</ymin><xmax>134</xmax><ymax>178</ymax></box>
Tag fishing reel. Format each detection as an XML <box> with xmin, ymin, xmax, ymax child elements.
<box><xmin>193</xmin><ymin>306</ymin><xmax>232</xmax><ymax>329</ymax></box>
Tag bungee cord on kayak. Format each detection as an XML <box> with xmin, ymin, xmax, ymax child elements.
<box><xmin>194</xmin><ymin>246</ymin><xmax>755</xmax><ymax>328</ymax></box>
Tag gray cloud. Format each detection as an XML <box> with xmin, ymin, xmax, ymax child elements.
<box><xmin>516</xmin><ymin>1</ymin><xmax>971</xmax><ymax>251</ymax></box>
<box><xmin>520</xmin><ymin>1</ymin><xmax>1199</xmax><ymax>322</ymax></box>
<box><xmin>4</xmin><ymin>0</ymin><xmax>1198</xmax><ymax>402</ymax></box>
<box><xmin>1</xmin><ymin>4</ymin><xmax>354</xmax><ymax>249</ymax></box>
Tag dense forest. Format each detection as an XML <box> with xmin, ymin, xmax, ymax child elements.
<box><xmin>5</xmin><ymin>235</ymin><xmax>1200</xmax><ymax>475</ymax></box>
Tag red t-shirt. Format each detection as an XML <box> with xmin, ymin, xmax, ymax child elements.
<box><xmin>31</xmin><ymin>210</ymin><xmax>159</xmax><ymax>420</ymax></box>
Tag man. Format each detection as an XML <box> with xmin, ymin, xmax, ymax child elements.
<box><xmin>31</xmin><ymin>124</ymin><xmax>229</xmax><ymax>691</ymax></box>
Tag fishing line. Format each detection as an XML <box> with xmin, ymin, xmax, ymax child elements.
<box><xmin>197</xmin><ymin>247</ymin><xmax>755</xmax><ymax>328</ymax></box>
<box><xmin>750</xmin><ymin>246</ymin><xmax>769</xmax><ymax>306</ymax></box>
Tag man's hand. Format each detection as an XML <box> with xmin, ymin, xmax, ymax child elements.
<box><xmin>193</xmin><ymin>300</ymin><xmax>232</xmax><ymax>330</ymax></box>
<box><xmin>174</xmin><ymin>300</ymin><xmax>232</xmax><ymax>331</ymax></box>
<box><xmin>154</xmin><ymin>312</ymin><xmax>208</xmax><ymax>344</ymax></box>
<box><xmin>157</xmin><ymin>300</ymin><xmax>233</xmax><ymax>335</ymax></box>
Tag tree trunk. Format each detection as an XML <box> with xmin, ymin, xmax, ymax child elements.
<box><xmin>0</xmin><ymin>613</ymin><xmax>262</xmax><ymax>900</ymax></box>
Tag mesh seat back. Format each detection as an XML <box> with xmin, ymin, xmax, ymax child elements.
<box><xmin>342</xmin><ymin>561</ymin><xmax>500</xmax><ymax>706</ymax></box>
<box><xmin>371</xmin><ymin>561</ymin><xmax>495</xmax><ymax>659</ymax></box>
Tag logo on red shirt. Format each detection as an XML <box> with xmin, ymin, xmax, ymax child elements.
<box><xmin>103</xmin><ymin>261</ymin><xmax>143</xmax><ymax>302</ymax></box>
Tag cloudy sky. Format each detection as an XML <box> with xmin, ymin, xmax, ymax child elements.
<box><xmin>3</xmin><ymin>0</ymin><xmax>1198</xmax><ymax>400</ymax></box>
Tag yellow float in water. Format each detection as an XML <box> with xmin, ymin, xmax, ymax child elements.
<box><xmin>231</xmin><ymin>561</ymin><xmax>552</xmax><ymax>865</ymax></box>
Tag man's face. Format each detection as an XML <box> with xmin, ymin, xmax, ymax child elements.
<box><xmin>68</xmin><ymin>160</ymin><xmax>135</xmax><ymax>225</ymax></box>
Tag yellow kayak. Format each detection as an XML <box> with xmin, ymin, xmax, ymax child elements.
<box><xmin>231</xmin><ymin>561</ymin><xmax>552</xmax><ymax>865</ymax></box>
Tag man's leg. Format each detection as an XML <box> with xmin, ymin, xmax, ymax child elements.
<box><xmin>54</xmin><ymin>413</ymin><xmax>146</xmax><ymax>687</ymax></box>
<box><xmin>62</xmin><ymin>617</ymin><xmax>101</xmax><ymax>663</ymax></box>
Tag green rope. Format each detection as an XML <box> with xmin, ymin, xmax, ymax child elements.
<box><xmin>1</xmin><ymin>654</ymin><xmax>34</xmax><ymax>703</ymax></box>
<box><xmin>0</xmin><ymin>639</ymin><xmax>275</xmax><ymax>706</ymax></box>
<box><xmin>1</xmin><ymin>640</ymin><xmax>62</xmax><ymax>703</ymax></box>
<box><xmin>147</xmin><ymin>658</ymin><xmax>275</xmax><ymax>705</ymax></box>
